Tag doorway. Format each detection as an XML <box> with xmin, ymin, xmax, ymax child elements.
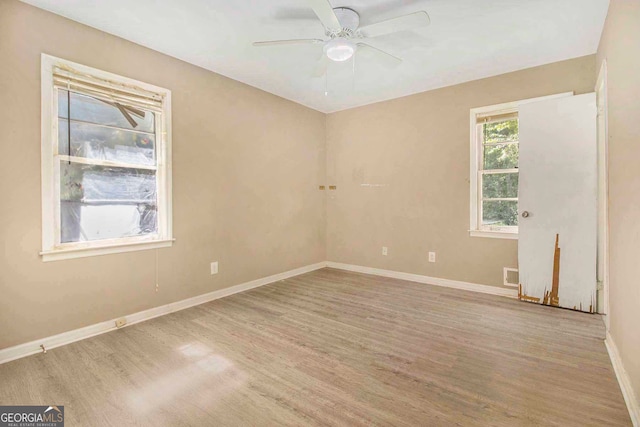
<box><xmin>596</xmin><ymin>60</ymin><xmax>610</xmax><ymax>325</ymax></box>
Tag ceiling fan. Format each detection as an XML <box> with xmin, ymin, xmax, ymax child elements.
<box><xmin>253</xmin><ymin>0</ymin><xmax>430</xmax><ymax>75</ymax></box>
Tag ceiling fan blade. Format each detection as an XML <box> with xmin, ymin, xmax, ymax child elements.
<box><xmin>253</xmin><ymin>39</ymin><xmax>324</xmax><ymax>47</ymax></box>
<box><xmin>312</xmin><ymin>55</ymin><xmax>329</xmax><ymax>78</ymax></box>
<box><xmin>359</xmin><ymin>11</ymin><xmax>430</xmax><ymax>38</ymax></box>
<box><xmin>307</xmin><ymin>0</ymin><xmax>342</xmax><ymax>31</ymax></box>
<box><xmin>356</xmin><ymin>42</ymin><xmax>402</xmax><ymax>67</ymax></box>
<box><xmin>272</xmin><ymin>7</ymin><xmax>318</xmax><ymax>21</ymax></box>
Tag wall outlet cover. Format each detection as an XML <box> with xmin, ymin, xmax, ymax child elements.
<box><xmin>428</xmin><ymin>252</ymin><xmax>436</xmax><ymax>263</ymax></box>
<box><xmin>210</xmin><ymin>261</ymin><xmax>219</xmax><ymax>275</ymax></box>
<box><xmin>382</xmin><ymin>247</ymin><xmax>388</xmax><ymax>256</ymax></box>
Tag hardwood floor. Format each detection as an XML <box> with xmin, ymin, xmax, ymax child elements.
<box><xmin>0</xmin><ymin>268</ymin><xmax>631</xmax><ymax>426</ymax></box>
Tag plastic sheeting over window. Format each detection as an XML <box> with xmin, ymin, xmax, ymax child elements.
<box><xmin>60</xmin><ymin>162</ymin><xmax>157</xmax><ymax>243</ymax></box>
<box><xmin>58</xmin><ymin>119</ymin><xmax>155</xmax><ymax>166</ymax></box>
<box><xmin>57</xmin><ymin>88</ymin><xmax>159</xmax><ymax>244</ymax></box>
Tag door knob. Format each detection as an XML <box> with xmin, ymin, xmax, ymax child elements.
<box><xmin>521</xmin><ymin>211</ymin><xmax>530</xmax><ymax>218</ymax></box>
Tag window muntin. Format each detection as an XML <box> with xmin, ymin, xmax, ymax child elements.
<box><xmin>41</xmin><ymin>55</ymin><xmax>172</xmax><ymax>260</ymax></box>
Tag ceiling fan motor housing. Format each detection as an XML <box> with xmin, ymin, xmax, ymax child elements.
<box><xmin>328</xmin><ymin>7</ymin><xmax>360</xmax><ymax>37</ymax></box>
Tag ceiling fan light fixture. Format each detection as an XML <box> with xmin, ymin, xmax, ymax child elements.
<box><xmin>324</xmin><ymin>38</ymin><xmax>355</xmax><ymax>62</ymax></box>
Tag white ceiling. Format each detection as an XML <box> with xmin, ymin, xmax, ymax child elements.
<box><xmin>22</xmin><ymin>0</ymin><xmax>609</xmax><ymax>113</ymax></box>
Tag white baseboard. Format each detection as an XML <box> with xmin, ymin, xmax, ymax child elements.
<box><xmin>4</xmin><ymin>257</ymin><xmax>636</xmax><ymax>425</ymax></box>
<box><xmin>0</xmin><ymin>261</ymin><xmax>518</xmax><ymax>365</ymax></box>
<box><xmin>605</xmin><ymin>332</ymin><xmax>640</xmax><ymax>427</ymax></box>
<box><xmin>326</xmin><ymin>262</ymin><xmax>518</xmax><ymax>298</ymax></box>
<box><xmin>4</xmin><ymin>259</ymin><xmax>634</xmax><ymax>424</ymax></box>
<box><xmin>0</xmin><ymin>262</ymin><xmax>327</xmax><ymax>365</ymax></box>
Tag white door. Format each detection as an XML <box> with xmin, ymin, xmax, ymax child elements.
<box><xmin>518</xmin><ymin>93</ymin><xmax>597</xmax><ymax>312</ymax></box>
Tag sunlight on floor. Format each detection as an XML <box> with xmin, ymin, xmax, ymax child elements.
<box><xmin>127</xmin><ymin>342</ymin><xmax>245</xmax><ymax>414</ymax></box>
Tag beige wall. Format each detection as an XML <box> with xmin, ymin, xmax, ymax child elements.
<box><xmin>597</xmin><ymin>0</ymin><xmax>640</xmax><ymax>410</ymax></box>
<box><xmin>0</xmin><ymin>0</ymin><xmax>607</xmax><ymax>354</ymax></box>
<box><xmin>326</xmin><ymin>56</ymin><xmax>596</xmax><ymax>287</ymax></box>
<box><xmin>0</xmin><ymin>0</ymin><xmax>326</xmax><ymax>349</ymax></box>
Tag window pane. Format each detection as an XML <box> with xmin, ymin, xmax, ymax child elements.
<box><xmin>482</xmin><ymin>173</ymin><xmax>519</xmax><ymax>199</ymax></box>
<box><xmin>60</xmin><ymin>162</ymin><xmax>157</xmax><ymax>243</ymax></box>
<box><xmin>482</xmin><ymin>200</ymin><xmax>518</xmax><ymax>227</ymax></box>
<box><xmin>58</xmin><ymin>119</ymin><xmax>155</xmax><ymax>166</ymax></box>
<box><xmin>58</xmin><ymin>89</ymin><xmax>155</xmax><ymax>133</ymax></box>
<box><xmin>58</xmin><ymin>89</ymin><xmax>68</xmax><ymax>119</ymax></box>
<box><xmin>482</xmin><ymin>118</ymin><xmax>518</xmax><ymax>143</ymax></box>
<box><xmin>483</xmin><ymin>143</ymin><xmax>518</xmax><ymax>170</ymax></box>
<box><xmin>58</xmin><ymin>117</ymin><xmax>68</xmax><ymax>152</ymax></box>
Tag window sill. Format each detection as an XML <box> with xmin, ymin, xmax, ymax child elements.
<box><xmin>469</xmin><ymin>230</ymin><xmax>518</xmax><ymax>240</ymax></box>
<box><xmin>40</xmin><ymin>238</ymin><xmax>174</xmax><ymax>262</ymax></box>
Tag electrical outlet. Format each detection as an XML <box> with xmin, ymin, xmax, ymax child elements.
<box><xmin>428</xmin><ymin>252</ymin><xmax>436</xmax><ymax>263</ymax></box>
<box><xmin>382</xmin><ymin>246</ymin><xmax>388</xmax><ymax>256</ymax></box>
<box><xmin>210</xmin><ymin>261</ymin><xmax>219</xmax><ymax>275</ymax></box>
<box><xmin>115</xmin><ymin>318</ymin><xmax>127</xmax><ymax>328</ymax></box>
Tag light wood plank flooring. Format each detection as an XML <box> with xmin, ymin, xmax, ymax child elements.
<box><xmin>0</xmin><ymin>268</ymin><xmax>631</xmax><ymax>426</ymax></box>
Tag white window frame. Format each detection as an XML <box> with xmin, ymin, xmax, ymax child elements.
<box><xmin>40</xmin><ymin>54</ymin><xmax>173</xmax><ymax>261</ymax></box>
<box><xmin>469</xmin><ymin>93</ymin><xmax>573</xmax><ymax>239</ymax></box>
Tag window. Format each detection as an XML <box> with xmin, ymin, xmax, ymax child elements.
<box><xmin>41</xmin><ymin>55</ymin><xmax>172</xmax><ymax>261</ymax></box>
<box><xmin>472</xmin><ymin>109</ymin><xmax>520</xmax><ymax>237</ymax></box>
<box><xmin>469</xmin><ymin>93</ymin><xmax>573</xmax><ymax>239</ymax></box>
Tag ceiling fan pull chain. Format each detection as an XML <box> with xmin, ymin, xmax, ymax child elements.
<box><xmin>324</xmin><ymin>70</ymin><xmax>328</xmax><ymax>97</ymax></box>
<box><xmin>352</xmin><ymin>53</ymin><xmax>356</xmax><ymax>92</ymax></box>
